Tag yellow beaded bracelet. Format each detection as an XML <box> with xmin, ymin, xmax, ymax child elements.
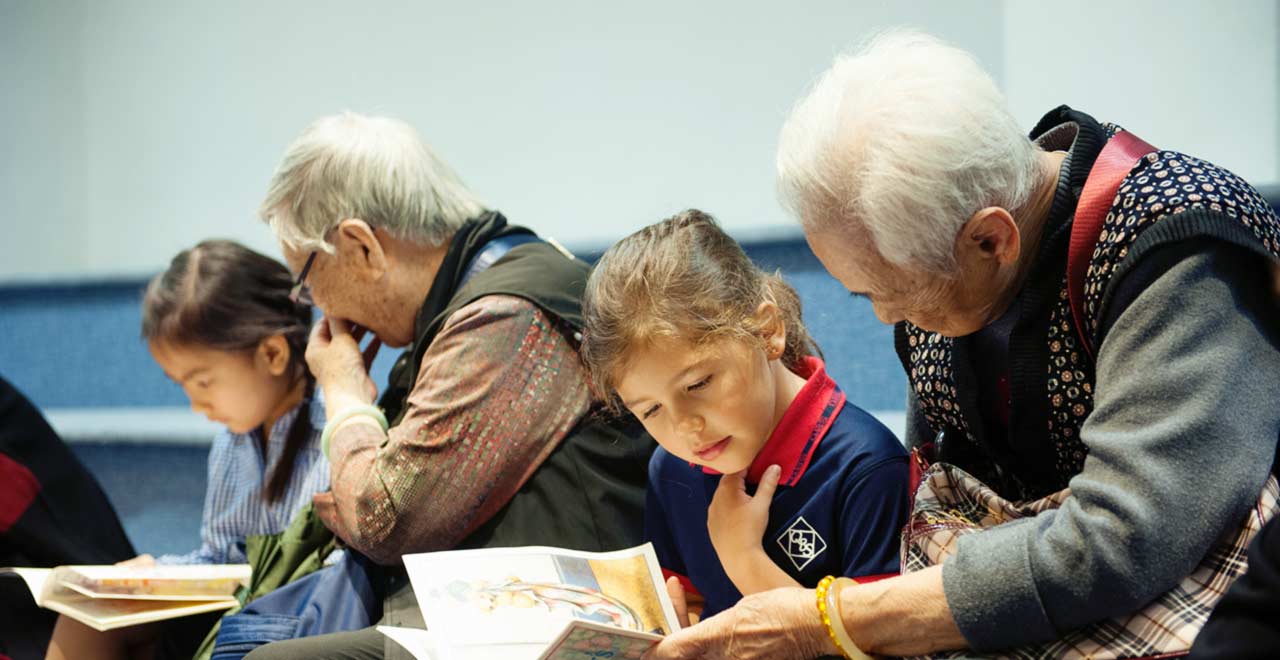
<box><xmin>825</xmin><ymin>577</ymin><xmax>872</xmax><ymax>660</ymax></box>
<box><xmin>815</xmin><ymin>576</ymin><xmax>851</xmax><ymax>659</ymax></box>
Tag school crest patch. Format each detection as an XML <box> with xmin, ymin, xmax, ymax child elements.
<box><xmin>776</xmin><ymin>516</ymin><xmax>826</xmax><ymax>571</ymax></box>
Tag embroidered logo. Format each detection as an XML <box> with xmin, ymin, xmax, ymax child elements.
<box><xmin>776</xmin><ymin>516</ymin><xmax>827</xmax><ymax>572</ymax></box>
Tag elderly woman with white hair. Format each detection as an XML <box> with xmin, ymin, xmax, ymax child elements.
<box><xmin>242</xmin><ymin>113</ymin><xmax>653</xmax><ymax>660</ymax></box>
<box><xmin>648</xmin><ymin>31</ymin><xmax>1280</xmax><ymax>659</ymax></box>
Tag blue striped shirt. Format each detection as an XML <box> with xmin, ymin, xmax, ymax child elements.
<box><xmin>158</xmin><ymin>393</ymin><xmax>330</xmax><ymax>565</ymax></box>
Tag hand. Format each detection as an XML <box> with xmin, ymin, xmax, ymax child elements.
<box><xmin>306</xmin><ymin>316</ymin><xmax>382</xmax><ymax>416</ymax></box>
<box><xmin>644</xmin><ymin>587</ymin><xmax>835</xmax><ymax>660</ymax></box>
<box><xmin>116</xmin><ymin>554</ymin><xmax>156</xmax><ymax>568</ymax></box>
<box><xmin>312</xmin><ymin>491</ymin><xmax>348</xmax><ymax>540</ymax></box>
<box><xmin>707</xmin><ymin>465</ymin><xmax>781</xmax><ymax>588</ymax></box>
<box><xmin>667</xmin><ymin>577</ymin><xmax>692</xmax><ymax>629</ymax></box>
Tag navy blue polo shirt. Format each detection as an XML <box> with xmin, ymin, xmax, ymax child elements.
<box><xmin>644</xmin><ymin>357</ymin><xmax>910</xmax><ymax>617</ymax></box>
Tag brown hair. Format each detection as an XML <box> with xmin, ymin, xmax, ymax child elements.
<box><xmin>141</xmin><ymin>240</ymin><xmax>314</xmax><ymax>503</ymax></box>
<box><xmin>581</xmin><ymin>209</ymin><xmax>819</xmax><ymax>410</ymax></box>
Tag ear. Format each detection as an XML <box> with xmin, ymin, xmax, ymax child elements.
<box><xmin>956</xmin><ymin>207</ymin><xmax>1021</xmax><ymax>266</ymax></box>
<box><xmin>751</xmin><ymin>301</ymin><xmax>787</xmax><ymax>360</ymax></box>
<box><xmin>334</xmin><ymin>218</ymin><xmax>388</xmax><ymax>280</ymax></box>
<box><xmin>256</xmin><ymin>335</ymin><xmax>292</xmax><ymax>377</ymax></box>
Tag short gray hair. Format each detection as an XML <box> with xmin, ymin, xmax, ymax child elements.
<box><xmin>777</xmin><ymin>30</ymin><xmax>1041</xmax><ymax>274</ymax></box>
<box><xmin>260</xmin><ymin>112</ymin><xmax>486</xmax><ymax>252</ymax></box>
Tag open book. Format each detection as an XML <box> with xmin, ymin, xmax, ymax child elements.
<box><xmin>1</xmin><ymin>564</ymin><xmax>250</xmax><ymax>631</ymax></box>
<box><xmin>380</xmin><ymin>544</ymin><xmax>681</xmax><ymax>660</ymax></box>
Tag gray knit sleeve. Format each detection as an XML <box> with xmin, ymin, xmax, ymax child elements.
<box><xmin>942</xmin><ymin>244</ymin><xmax>1280</xmax><ymax>650</ymax></box>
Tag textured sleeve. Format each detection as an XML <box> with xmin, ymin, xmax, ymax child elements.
<box><xmin>942</xmin><ymin>244</ymin><xmax>1280</xmax><ymax>650</ymax></box>
<box><xmin>319</xmin><ymin>295</ymin><xmax>591</xmax><ymax>565</ymax></box>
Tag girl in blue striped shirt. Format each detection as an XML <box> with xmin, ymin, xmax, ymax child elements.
<box><xmin>48</xmin><ymin>240</ymin><xmax>332</xmax><ymax>660</ymax></box>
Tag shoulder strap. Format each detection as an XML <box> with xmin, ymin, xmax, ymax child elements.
<box><xmin>459</xmin><ymin>231</ymin><xmax>542</xmax><ymax>287</ymax></box>
<box><xmin>1068</xmin><ymin>130</ymin><xmax>1157</xmax><ymax>359</ymax></box>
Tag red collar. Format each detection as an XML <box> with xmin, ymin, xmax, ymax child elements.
<box><xmin>698</xmin><ymin>357</ymin><xmax>846</xmax><ymax>486</ymax></box>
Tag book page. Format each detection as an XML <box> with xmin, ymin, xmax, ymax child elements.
<box><xmin>403</xmin><ymin>544</ymin><xmax>678</xmax><ymax>656</ymax></box>
<box><xmin>0</xmin><ymin>567</ymin><xmax>52</xmax><ymax>604</ymax></box>
<box><xmin>41</xmin><ymin>591</ymin><xmax>237</xmax><ymax>631</ymax></box>
<box><xmin>58</xmin><ymin>564</ymin><xmax>249</xmax><ymax>599</ymax></box>
<box><xmin>377</xmin><ymin>626</ymin><xmax>441</xmax><ymax>660</ymax></box>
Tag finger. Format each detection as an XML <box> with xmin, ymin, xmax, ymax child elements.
<box><xmin>362</xmin><ymin>336</ymin><xmax>382</xmax><ymax>371</ymax></box>
<box><xmin>717</xmin><ymin>470</ymin><xmax>748</xmax><ymax>496</ymax></box>
<box><xmin>310</xmin><ymin>317</ymin><xmax>331</xmax><ymax>345</ymax></box>
<box><xmin>752</xmin><ymin>464</ymin><xmax>783</xmax><ymax>504</ymax></box>
<box><xmin>327</xmin><ymin>316</ymin><xmax>352</xmax><ymax>338</ymax></box>
<box><xmin>666</xmin><ymin>576</ymin><xmax>691</xmax><ymax>629</ymax></box>
<box><xmin>644</xmin><ymin>624</ymin><xmax>710</xmax><ymax>660</ymax></box>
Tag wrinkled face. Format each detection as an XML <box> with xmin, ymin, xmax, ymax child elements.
<box><xmin>149</xmin><ymin>340</ymin><xmax>289</xmax><ymax>434</ymax></box>
<box><xmin>804</xmin><ymin>226</ymin><xmax>999</xmax><ymax>337</ymax></box>
<box><xmin>613</xmin><ymin>336</ymin><xmax>783</xmax><ymax>474</ymax></box>
<box><xmin>281</xmin><ymin>243</ymin><xmax>410</xmax><ymax>347</ymax></box>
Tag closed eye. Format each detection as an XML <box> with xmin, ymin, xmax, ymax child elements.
<box><xmin>641</xmin><ymin>404</ymin><xmax>661</xmax><ymax>420</ymax></box>
<box><xmin>687</xmin><ymin>376</ymin><xmax>712</xmax><ymax>392</ymax></box>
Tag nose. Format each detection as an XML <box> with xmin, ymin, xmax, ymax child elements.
<box><xmin>672</xmin><ymin>405</ymin><xmax>705</xmax><ymax>439</ymax></box>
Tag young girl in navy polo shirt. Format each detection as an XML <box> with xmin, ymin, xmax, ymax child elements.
<box><xmin>581</xmin><ymin>209</ymin><xmax>910</xmax><ymax>621</ymax></box>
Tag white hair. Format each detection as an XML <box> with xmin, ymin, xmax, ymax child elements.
<box><xmin>777</xmin><ymin>29</ymin><xmax>1042</xmax><ymax>275</ymax></box>
<box><xmin>260</xmin><ymin>112</ymin><xmax>486</xmax><ymax>252</ymax></box>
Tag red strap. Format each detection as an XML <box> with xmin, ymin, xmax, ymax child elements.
<box><xmin>0</xmin><ymin>452</ymin><xmax>41</xmax><ymax>533</ymax></box>
<box><xmin>1068</xmin><ymin>130</ymin><xmax>1157</xmax><ymax>359</ymax></box>
<box><xmin>850</xmin><ymin>573</ymin><xmax>897</xmax><ymax>584</ymax></box>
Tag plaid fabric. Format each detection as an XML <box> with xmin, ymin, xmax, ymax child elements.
<box><xmin>902</xmin><ymin>461</ymin><xmax>1280</xmax><ymax>660</ymax></box>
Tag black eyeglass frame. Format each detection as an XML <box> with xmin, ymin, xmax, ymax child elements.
<box><xmin>289</xmin><ymin>251</ymin><xmax>317</xmax><ymax>305</ymax></box>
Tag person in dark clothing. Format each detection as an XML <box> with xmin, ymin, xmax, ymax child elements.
<box><xmin>1189</xmin><ymin>514</ymin><xmax>1280</xmax><ymax>658</ymax></box>
<box><xmin>0</xmin><ymin>375</ymin><xmax>135</xmax><ymax>660</ymax></box>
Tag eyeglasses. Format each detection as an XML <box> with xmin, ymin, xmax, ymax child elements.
<box><xmin>289</xmin><ymin>251</ymin><xmax>317</xmax><ymax>305</ymax></box>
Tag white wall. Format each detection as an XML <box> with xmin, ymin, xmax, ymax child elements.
<box><xmin>1</xmin><ymin>1</ymin><xmax>87</xmax><ymax>279</ymax></box>
<box><xmin>1002</xmin><ymin>0</ymin><xmax>1279</xmax><ymax>183</ymax></box>
<box><xmin>4</xmin><ymin>0</ymin><xmax>1001</xmax><ymax>280</ymax></box>
<box><xmin>3</xmin><ymin>0</ymin><xmax>1276</xmax><ymax>282</ymax></box>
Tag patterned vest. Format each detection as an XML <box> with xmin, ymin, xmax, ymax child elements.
<box><xmin>897</xmin><ymin>120</ymin><xmax>1280</xmax><ymax>500</ymax></box>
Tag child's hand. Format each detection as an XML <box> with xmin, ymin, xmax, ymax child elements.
<box><xmin>666</xmin><ymin>576</ymin><xmax>692</xmax><ymax>629</ymax></box>
<box><xmin>116</xmin><ymin>554</ymin><xmax>156</xmax><ymax>568</ymax></box>
<box><xmin>707</xmin><ymin>465</ymin><xmax>781</xmax><ymax>585</ymax></box>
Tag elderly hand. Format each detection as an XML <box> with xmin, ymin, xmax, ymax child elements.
<box><xmin>306</xmin><ymin>316</ymin><xmax>382</xmax><ymax>417</ymax></box>
<box><xmin>708</xmin><ymin>465</ymin><xmax>791</xmax><ymax>592</ymax></box>
<box><xmin>645</xmin><ymin>587</ymin><xmax>835</xmax><ymax>660</ymax></box>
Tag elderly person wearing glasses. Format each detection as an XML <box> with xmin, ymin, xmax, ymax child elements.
<box><xmin>647</xmin><ymin>31</ymin><xmax>1280</xmax><ymax>659</ymax></box>
<box><xmin>245</xmin><ymin>113</ymin><xmax>653</xmax><ymax>660</ymax></box>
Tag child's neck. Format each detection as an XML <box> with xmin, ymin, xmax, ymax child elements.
<box><xmin>768</xmin><ymin>359</ymin><xmax>809</xmax><ymax>436</ymax></box>
<box><xmin>259</xmin><ymin>377</ymin><xmax>307</xmax><ymax>443</ymax></box>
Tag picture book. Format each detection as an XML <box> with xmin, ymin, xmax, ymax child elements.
<box><xmin>1</xmin><ymin>564</ymin><xmax>250</xmax><ymax>631</ymax></box>
<box><xmin>379</xmin><ymin>544</ymin><xmax>680</xmax><ymax>660</ymax></box>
